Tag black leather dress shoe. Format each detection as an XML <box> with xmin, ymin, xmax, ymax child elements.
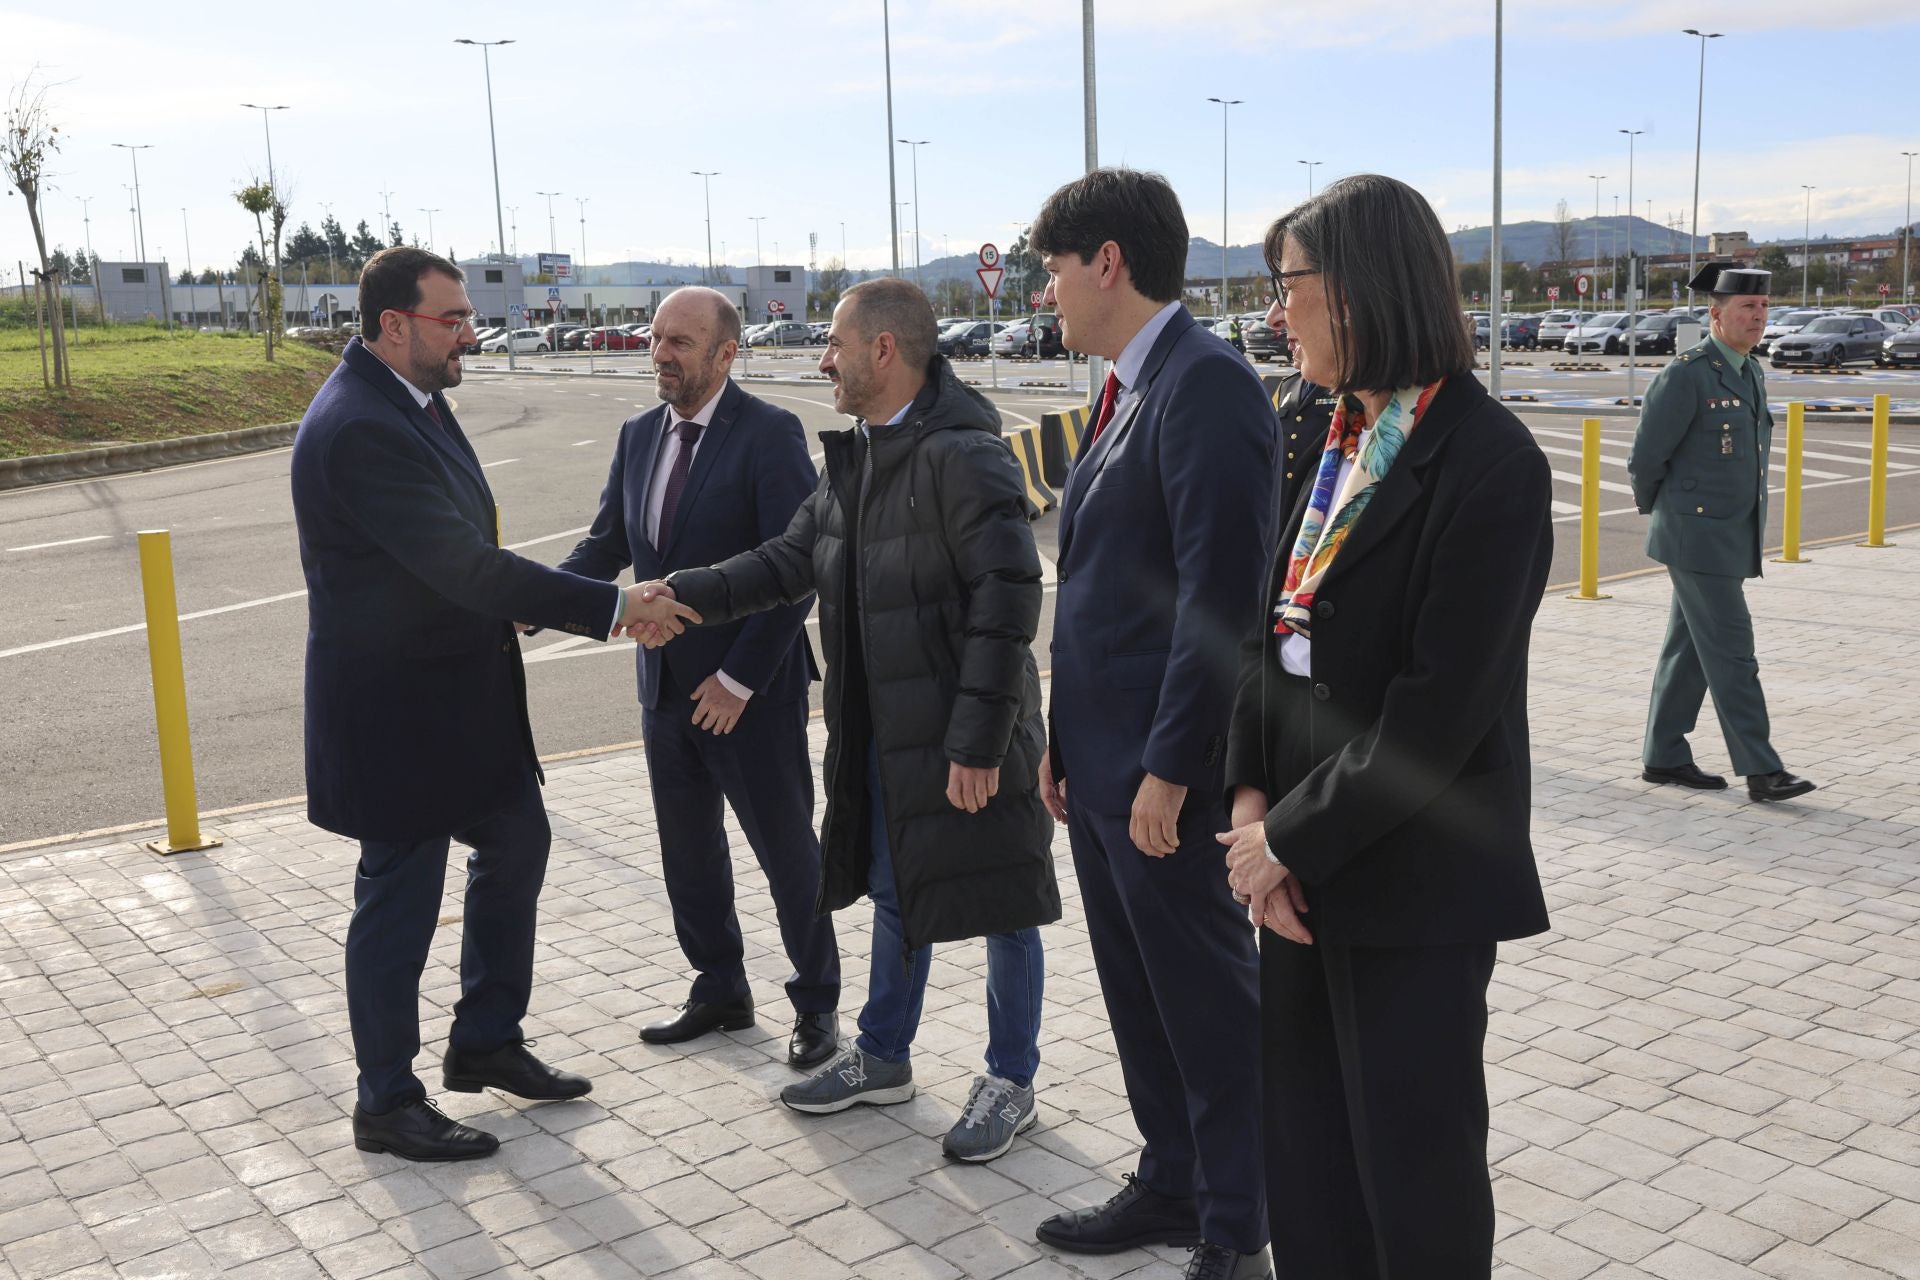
<box><xmin>442</xmin><ymin>1041</ymin><xmax>592</xmax><ymax>1100</ymax></box>
<box><xmin>1642</xmin><ymin>762</ymin><xmax>1728</xmax><ymax>790</ymax></box>
<box><xmin>788</xmin><ymin>1012</ymin><xmax>838</xmax><ymax>1068</ymax></box>
<box><xmin>1035</xmin><ymin>1173</ymin><xmax>1201</xmax><ymax>1255</ymax></box>
<box><xmin>640</xmin><ymin>999</ymin><xmax>755</xmax><ymax>1045</ymax></box>
<box><xmin>1184</xmin><ymin>1244</ymin><xmax>1275</xmax><ymax>1280</ymax></box>
<box><xmin>1748</xmin><ymin>770</ymin><xmax>1817</xmax><ymax>803</ymax></box>
<box><xmin>352</xmin><ymin>1099</ymin><xmax>498</xmax><ymax>1162</ymax></box>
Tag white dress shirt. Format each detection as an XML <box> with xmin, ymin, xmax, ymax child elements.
<box><xmin>1279</xmin><ymin>428</ymin><xmax>1369</xmax><ymax>677</ymax></box>
<box><xmin>648</xmin><ymin>384</ymin><xmax>752</xmax><ymax>701</ymax></box>
<box><xmin>1110</xmin><ymin>300</ymin><xmax>1185</xmax><ymax>401</ymax></box>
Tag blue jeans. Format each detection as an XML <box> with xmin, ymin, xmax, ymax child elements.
<box><xmin>855</xmin><ymin>743</ymin><xmax>1044</xmax><ymax>1089</ymax></box>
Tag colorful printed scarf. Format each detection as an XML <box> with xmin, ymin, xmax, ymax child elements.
<box><xmin>1274</xmin><ymin>381</ymin><xmax>1443</xmax><ymax>639</ymax></box>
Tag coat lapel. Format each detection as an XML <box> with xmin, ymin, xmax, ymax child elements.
<box><xmin>341</xmin><ymin>339</ymin><xmax>493</xmax><ymax>512</ymax></box>
<box><xmin>1059</xmin><ymin>311</ymin><xmax>1194</xmax><ymax>560</ymax></box>
<box><xmin>1318</xmin><ymin>374</ymin><xmax>1476</xmax><ymax>585</ymax></box>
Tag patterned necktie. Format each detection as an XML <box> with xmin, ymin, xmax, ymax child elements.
<box><xmin>1087</xmin><ymin>370</ymin><xmax>1122</xmax><ymax>446</ymax></box>
<box><xmin>654</xmin><ymin>419</ymin><xmax>704</xmax><ymax>548</ymax></box>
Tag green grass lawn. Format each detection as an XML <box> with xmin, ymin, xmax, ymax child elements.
<box><xmin>0</xmin><ymin>325</ymin><xmax>336</xmax><ymax>460</ymax></box>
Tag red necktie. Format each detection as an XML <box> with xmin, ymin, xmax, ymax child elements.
<box><xmin>1088</xmin><ymin>370</ymin><xmax>1122</xmax><ymax>446</ymax></box>
<box><xmin>424</xmin><ymin>396</ymin><xmax>445</xmax><ymax>428</ymax></box>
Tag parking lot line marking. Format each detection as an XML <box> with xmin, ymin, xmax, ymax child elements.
<box><xmin>504</xmin><ymin>524</ymin><xmax>591</xmax><ymax>552</ymax></box>
<box><xmin>571</xmin><ymin>439</ymin><xmax>598</xmax><ymax>447</ymax></box>
<box><xmin>0</xmin><ymin>588</ymin><xmax>309</xmax><ymax>661</ymax></box>
<box><xmin>1546</xmin><ymin>467</ymin><xmax>1635</xmax><ymax>496</ymax></box>
<box><xmin>6</xmin><ymin>535</ymin><xmax>109</xmax><ymax>552</ymax></box>
<box><xmin>482</xmin><ymin>458</ymin><xmax>520</xmax><ymax>468</ymax></box>
<box><xmin>1551</xmin><ymin>500</ymin><xmax>1581</xmax><ymax>516</ymax></box>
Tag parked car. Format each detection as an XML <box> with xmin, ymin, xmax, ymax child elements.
<box><xmin>748</xmin><ymin>320</ymin><xmax>812</xmax><ymax>347</ymax></box>
<box><xmin>539</xmin><ymin>323</ymin><xmax>585</xmax><ymax>350</ymax></box>
<box><xmin>1880</xmin><ymin>327</ymin><xmax>1920</xmax><ymax>367</ymax></box>
<box><xmin>1499</xmin><ymin>314</ymin><xmax>1542</xmax><ymax>350</ymax></box>
<box><xmin>937</xmin><ymin>320</ymin><xmax>1002</xmax><ymax>357</ymax></box>
<box><xmin>1563</xmin><ymin>312</ymin><xmax>1632</xmax><ymax>355</ymax></box>
<box><xmin>467</xmin><ymin>326</ymin><xmax>505</xmax><ymax>354</ymax></box>
<box><xmin>1843</xmin><ymin>307</ymin><xmax>1912</xmax><ymax>330</ymax></box>
<box><xmin>583</xmin><ymin>326</ymin><xmax>647</xmax><ymax>351</ymax></box>
<box><xmin>1771</xmin><ymin>315</ymin><xmax>1891</xmax><ymax>368</ymax></box>
<box><xmin>481</xmin><ymin>328</ymin><xmax>548</xmax><ymax>354</ymax></box>
<box><xmin>1537</xmin><ymin>311</ymin><xmax>1587</xmax><ymax>349</ymax></box>
<box><xmin>1629</xmin><ymin>312</ymin><xmax>1689</xmax><ymax>356</ymax></box>
<box><xmin>1755</xmin><ymin>309</ymin><xmax>1820</xmax><ymax>357</ymax></box>
<box><xmin>1243</xmin><ymin>316</ymin><xmax>1285</xmax><ymax>362</ymax></box>
<box><xmin>990</xmin><ymin>312</ymin><xmax>1066</xmax><ymax>358</ymax></box>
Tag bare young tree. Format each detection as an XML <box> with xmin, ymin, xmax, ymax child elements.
<box><xmin>235</xmin><ymin>179</ymin><xmax>289</xmax><ymax>361</ymax></box>
<box><xmin>1551</xmin><ymin>198</ymin><xmax>1578</xmax><ymax>268</ymax></box>
<box><xmin>4</xmin><ymin>69</ymin><xmax>70</xmax><ymax>388</ymax></box>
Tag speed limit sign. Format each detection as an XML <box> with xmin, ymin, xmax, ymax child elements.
<box><xmin>1574</xmin><ymin>274</ymin><xmax>1591</xmax><ymax>297</ymax></box>
<box><xmin>978</xmin><ymin>243</ymin><xmax>1000</xmax><ymax>268</ymax></box>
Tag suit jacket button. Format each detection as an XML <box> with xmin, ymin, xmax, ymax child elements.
<box><xmin>1312</xmin><ymin>682</ymin><xmax>1331</xmax><ymax>701</ymax></box>
<box><xmin>1314</xmin><ymin>600</ymin><xmax>1335</xmax><ymax>619</ymax></box>
<box><xmin>1057</xmin><ymin>569</ymin><xmax>1070</xmax><ymax>584</ymax></box>
<box><xmin>1696</xmin><ymin>506</ymin><xmax>1705</xmax><ymax>514</ymax></box>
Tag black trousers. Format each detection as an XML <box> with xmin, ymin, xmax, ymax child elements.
<box><xmin>1068</xmin><ymin>798</ymin><xmax>1266</xmax><ymax>1255</ymax></box>
<box><xmin>347</xmin><ymin>768</ymin><xmax>551</xmax><ymax>1113</ymax></box>
<box><xmin>1260</xmin><ymin>936</ymin><xmax>1498</xmax><ymax>1279</ymax></box>
<box><xmin>642</xmin><ymin>669</ymin><xmax>839</xmax><ymax>1015</ymax></box>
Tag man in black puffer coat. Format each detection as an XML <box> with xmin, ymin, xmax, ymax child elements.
<box><xmin>639</xmin><ymin>278</ymin><xmax>1060</xmax><ymax>1164</ymax></box>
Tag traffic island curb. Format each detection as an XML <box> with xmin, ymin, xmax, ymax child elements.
<box><xmin>0</xmin><ymin>422</ymin><xmax>301</xmax><ymax>492</ymax></box>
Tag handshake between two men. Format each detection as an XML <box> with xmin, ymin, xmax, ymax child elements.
<box><xmin>615</xmin><ymin>579</ymin><xmax>701</xmax><ymax>646</ymax></box>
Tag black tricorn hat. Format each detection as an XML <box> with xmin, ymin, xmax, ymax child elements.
<box><xmin>1689</xmin><ymin>261</ymin><xmax>1770</xmax><ymax>296</ymax></box>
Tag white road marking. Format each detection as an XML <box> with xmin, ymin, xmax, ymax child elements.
<box><xmin>505</xmin><ymin>524</ymin><xmax>591</xmax><ymax>551</ymax></box>
<box><xmin>1551</xmin><ymin>500</ymin><xmax>1581</xmax><ymax>515</ymax></box>
<box><xmin>571</xmin><ymin>439</ymin><xmax>598</xmax><ymax>447</ymax></box>
<box><xmin>482</xmin><ymin>458</ymin><xmax>520</xmax><ymax>469</ymax></box>
<box><xmin>6</xmin><ymin>535</ymin><xmax>109</xmax><ymax>552</ymax></box>
<box><xmin>0</xmin><ymin>589</ymin><xmax>310</xmax><ymax>660</ymax></box>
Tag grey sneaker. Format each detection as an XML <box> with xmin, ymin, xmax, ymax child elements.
<box><xmin>780</xmin><ymin>1044</ymin><xmax>915</xmax><ymax>1114</ymax></box>
<box><xmin>942</xmin><ymin>1073</ymin><xmax>1038</xmax><ymax>1162</ymax></box>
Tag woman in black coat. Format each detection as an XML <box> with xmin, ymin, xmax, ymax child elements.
<box><xmin>1219</xmin><ymin>175</ymin><xmax>1554</xmax><ymax>1278</ymax></box>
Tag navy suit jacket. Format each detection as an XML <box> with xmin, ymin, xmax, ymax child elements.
<box><xmin>559</xmin><ymin>379</ymin><xmax>817</xmax><ymax>711</ymax></box>
<box><xmin>1048</xmin><ymin>309</ymin><xmax>1276</xmax><ymax>814</ymax></box>
<box><xmin>291</xmin><ymin>337</ymin><xmax>622</xmax><ymax>842</ymax></box>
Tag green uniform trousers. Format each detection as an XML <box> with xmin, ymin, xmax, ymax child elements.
<box><xmin>1644</xmin><ymin>567</ymin><xmax>1783</xmax><ymax>778</ymax></box>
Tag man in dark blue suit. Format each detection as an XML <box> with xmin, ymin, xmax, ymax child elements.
<box><xmin>558</xmin><ymin>287</ymin><xmax>839</xmax><ymax>1067</ymax></box>
<box><xmin>292</xmin><ymin>248</ymin><xmax>679</xmax><ymax>1162</ymax></box>
<box><xmin>1028</xmin><ymin>171</ymin><xmax>1277</xmax><ymax>1280</ymax></box>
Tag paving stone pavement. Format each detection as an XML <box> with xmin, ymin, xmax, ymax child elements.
<box><xmin>2</xmin><ymin>539</ymin><xmax>1917</xmax><ymax>1279</ymax></box>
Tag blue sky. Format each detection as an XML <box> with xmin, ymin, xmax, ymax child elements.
<box><xmin>3</xmin><ymin>0</ymin><xmax>1916</xmax><ymax>288</ymax></box>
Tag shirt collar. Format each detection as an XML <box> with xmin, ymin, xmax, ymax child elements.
<box><xmin>369</xmin><ymin>350</ymin><xmax>432</xmax><ymax>408</ymax></box>
<box><xmin>1710</xmin><ymin>334</ymin><xmax>1747</xmax><ymax>372</ymax></box>
<box><xmin>1112</xmin><ymin>300</ymin><xmax>1185</xmax><ymax>394</ymax></box>
<box><xmin>667</xmin><ymin>380</ymin><xmax>728</xmax><ymax>431</ymax></box>
<box><xmin>858</xmin><ymin>396</ymin><xmax>915</xmax><ymax>437</ymax></box>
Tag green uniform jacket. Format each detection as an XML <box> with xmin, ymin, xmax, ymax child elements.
<box><xmin>1627</xmin><ymin>336</ymin><xmax>1773</xmax><ymax>578</ymax></box>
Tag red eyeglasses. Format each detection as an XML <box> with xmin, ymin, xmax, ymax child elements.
<box><xmin>392</xmin><ymin>308</ymin><xmax>479</xmax><ymax>333</ymax></box>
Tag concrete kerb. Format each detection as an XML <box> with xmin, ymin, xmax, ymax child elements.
<box><xmin>0</xmin><ymin>421</ymin><xmax>300</xmax><ymax>492</ymax></box>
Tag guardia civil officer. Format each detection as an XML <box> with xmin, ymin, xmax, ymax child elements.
<box><xmin>1271</xmin><ymin>360</ymin><xmax>1335</xmax><ymax>523</ymax></box>
<box><xmin>1627</xmin><ymin>262</ymin><xmax>1816</xmax><ymax>804</ymax></box>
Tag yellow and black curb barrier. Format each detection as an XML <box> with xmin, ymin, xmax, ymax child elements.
<box><xmin>1774</xmin><ymin>403</ymin><xmax>1810</xmax><ymax>565</ymax></box>
<box><xmin>1566</xmin><ymin>419</ymin><xmax>1611</xmax><ymax>602</ymax></box>
<box><xmin>1038</xmin><ymin>405</ymin><xmax>1092</xmax><ymax>487</ymax></box>
<box><xmin>1005</xmin><ymin>426</ymin><xmax>1057</xmax><ymax>516</ymax></box>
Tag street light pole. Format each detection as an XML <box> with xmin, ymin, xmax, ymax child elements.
<box><xmin>455</xmin><ymin>37</ymin><xmax>518</xmax><ymax>365</ymax></box>
<box><xmin>896</xmin><ymin>139</ymin><xmax>930</xmax><ymax>290</ymax></box>
<box><xmin>1683</xmin><ymin>29</ymin><xmax>1723</xmax><ymax>311</ymax></box>
<box><xmin>576</xmin><ymin>197</ymin><xmax>590</xmax><ymax>275</ymax></box>
<box><xmin>1801</xmin><ymin>184</ymin><xmax>1815</xmax><ymax>307</ymax></box>
<box><xmin>692</xmin><ymin>172</ymin><xmax>719</xmax><ymax>284</ymax></box>
<box><xmin>418</xmin><ymin>208</ymin><xmax>440</xmax><ymax>255</ymax></box>
<box><xmin>1298</xmin><ymin>159</ymin><xmax>1322</xmax><ymax>198</ymax></box>
<box><xmin>882</xmin><ymin>0</ymin><xmax>900</xmax><ymax>274</ymax></box>
<box><xmin>239</xmin><ymin>103</ymin><xmax>290</xmax><ymax>192</ymax></box>
<box><xmin>110</xmin><ymin>143</ymin><xmax>152</xmax><ymax>263</ymax></box>
<box><xmin>318</xmin><ymin>200</ymin><xmax>337</xmax><ymax>328</ymax></box>
<box><xmin>180</xmin><ymin>208</ymin><xmax>194</xmax><ymax>325</ymax></box>
<box><xmin>1206</xmin><ymin>99</ymin><xmax>1242</xmax><ymax>317</ymax></box>
<box><xmin>748</xmin><ymin>216</ymin><xmax>767</xmax><ymax>268</ymax></box>
<box><xmin>535</xmin><ymin>191</ymin><xmax>562</xmax><ymax>258</ymax></box>
<box><xmin>1490</xmin><ymin>0</ymin><xmax>1504</xmax><ymax>399</ymax></box>
<box><xmin>1589</xmin><ymin>174</ymin><xmax>1605</xmax><ymax>313</ymax></box>
<box><xmin>1621</xmin><ymin>128</ymin><xmax>1644</xmax><ymax>402</ymax></box>
<box><xmin>1901</xmin><ymin>151</ymin><xmax>1916</xmax><ymax>305</ymax></box>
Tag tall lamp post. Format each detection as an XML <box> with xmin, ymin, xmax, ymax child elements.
<box><xmin>1207</xmin><ymin>97</ymin><xmax>1241</xmax><ymax>318</ymax></box>
<box><xmin>455</xmin><ymin>37</ymin><xmax>518</xmax><ymax>366</ymax></box>
<box><xmin>318</xmin><ymin>200</ymin><xmax>337</xmax><ymax>327</ymax></box>
<box><xmin>1489</xmin><ymin>0</ymin><xmax>1505</xmax><ymax>398</ymax></box>
<box><xmin>180</xmin><ymin>208</ymin><xmax>194</xmax><ymax>325</ymax></box>
<box><xmin>1621</xmin><ymin>129</ymin><xmax>1644</xmax><ymax>402</ymax></box>
<box><xmin>882</xmin><ymin>0</ymin><xmax>899</xmax><ymax>273</ymax></box>
<box><xmin>535</xmin><ymin>191</ymin><xmax>562</xmax><ymax>260</ymax></box>
<box><xmin>692</xmin><ymin>172</ymin><xmax>719</xmax><ymax>284</ymax></box>
<box><xmin>1682</xmin><ymin>29</ymin><xmax>1723</xmax><ymax>310</ymax></box>
<box><xmin>896</xmin><ymin>138</ymin><xmax>930</xmax><ymax>289</ymax></box>
<box><xmin>1900</xmin><ymin>151</ymin><xmax>1915</xmax><ymax>305</ymax></box>
<box><xmin>575</xmin><ymin>196</ymin><xmax>590</xmax><ymax>276</ymax></box>
<box><xmin>238</xmin><ymin>104</ymin><xmax>289</xmax><ymax>191</ymax></box>
<box><xmin>418</xmin><ymin>208</ymin><xmax>440</xmax><ymax>256</ymax></box>
<box><xmin>748</xmin><ymin>216</ymin><xmax>767</xmax><ymax>268</ymax></box>
<box><xmin>1589</xmin><ymin>173</ymin><xmax>1606</xmax><ymax>312</ymax></box>
<box><xmin>1298</xmin><ymin>159</ymin><xmax>1322</xmax><ymax>198</ymax></box>
<box><xmin>110</xmin><ymin>143</ymin><xmax>152</xmax><ymax>263</ymax></box>
<box><xmin>1800</xmin><ymin>185</ymin><xmax>1816</xmax><ymax>306</ymax></box>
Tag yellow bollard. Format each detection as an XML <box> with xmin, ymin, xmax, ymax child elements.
<box><xmin>137</xmin><ymin>531</ymin><xmax>221</xmax><ymax>855</ymax></box>
<box><xmin>1773</xmin><ymin>402</ymin><xmax>1810</xmax><ymax>564</ymax></box>
<box><xmin>1566</xmin><ymin>418</ymin><xmax>1611</xmax><ymax>601</ymax></box>
<box><xmin>1859</xmin><ymin>393</ymin><xmax>1893</xmax><ymax>548</ymax></box>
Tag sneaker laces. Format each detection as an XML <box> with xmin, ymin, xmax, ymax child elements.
<box><xmin>960</xmin><ymin>1075</ymin><xmax>1014</xmax><ymax>1129</ymax></box>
